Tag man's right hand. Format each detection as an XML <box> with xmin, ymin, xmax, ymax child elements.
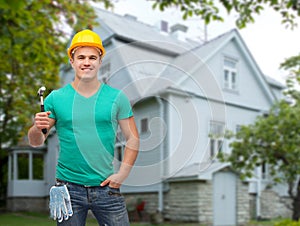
<box><xmin>28</xmin><ymin>111</ymin><xmax>54</xmax><ymax>147</ymax></box>
<box><xmin>33</xmin><ymin>111</ymin><xmax>51</xmax><ymax>132</ymax></box>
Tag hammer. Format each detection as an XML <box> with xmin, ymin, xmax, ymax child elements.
<box><xmin>37</xmin><ymin>86</ymin><xmax>48</xmax><ymax>134</ymax></box>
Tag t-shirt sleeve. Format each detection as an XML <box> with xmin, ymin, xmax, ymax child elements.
<box><xmin>44</xmin><ymin>92</ymin><xmax>56</xmax><ymax>120</ymax></box>
<box><xmin>117</xmin><ymin>91</ymin><xmax>133</xmax><ymax>120</ymax></box>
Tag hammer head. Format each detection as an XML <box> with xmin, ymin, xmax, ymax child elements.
<box><xmin>37</xmin><ymin>86</ymin><xmax>46</xmax><ymax>96</ymax></box>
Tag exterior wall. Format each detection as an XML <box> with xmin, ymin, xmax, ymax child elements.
<box><xmin>120</xmin><ymin>98</ymin><xmax>164</xmax><ymax>192</ymax></box>
<box><xmin>236</xmin><ymin>180</ymin><xmax>251</xmax><ymax>225</ymax></box>
<box><xmin>167</xmin><ymin>94</ymin><xmax>207</xmax><ymax>175</ymax></box>
<box><xmin>123</xmin><ymin>177</ymin><xmax>253</xmax><ymax>224</ymax></box>
<box><xmin>260</xmin><ymin>189</ymin><xmax>292</xmax><ymax>219</ymax></box>
<box><xmin>7</xmin><ymin>197</ymin><xmax>48</xmax><ymax>212</ymax></box>
<box><xmin>164</xmin><ymin>180</ymin><xmax>213</xmax><ymax>223</ymax></box>
<box><xmin>215</xmin><ymin>40</ymin><xmax>273</xmax><ymax>109</ymax></box>
<box><xmin>249</xmin><ymin>193</ymin><xmax>257</xmax><ymax>220</ymax></box>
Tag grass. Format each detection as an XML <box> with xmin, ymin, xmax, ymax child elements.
<box><xmin>0</xmin><ymin>212</ymin><xmax>199</xmax><ymax>226</ymax></box>
<box><xmin>0</xmin><ymin>211</ymin><xmax>282</xmax><ymax>226</ymax></box>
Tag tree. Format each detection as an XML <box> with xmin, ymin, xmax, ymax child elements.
<box><xmin>0</xmin><ymin>0</ymin><xmax>111</xmax><ymax>204</ymax></box>
<box><xmin>219</xmin><ymin>99</ymin><xmax>300</xmax><ymax>220</ymax></box>
<box><xmin>218</xmin><ymin>54</ymin><xmax>300</xmax><ymax>220</ymax></box>
<box><xmin>153</xmin><ymin>0</ymin><xmax>300</xmax><ymax>29</ymax></box>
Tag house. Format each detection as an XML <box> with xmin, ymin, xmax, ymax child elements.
<box><xmin>7</xmin><ymin>8</ymin><xmax>287</xmax><ymax>225</ymax></box>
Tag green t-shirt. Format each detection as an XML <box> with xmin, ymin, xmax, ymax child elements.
<box><xmin>44</xmin><ymin>83</ymin><xmax>133</xmax><ymax>186</ymax></box>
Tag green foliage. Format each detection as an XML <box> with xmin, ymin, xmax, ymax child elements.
<box><xmin>0</xmin><ymin>0</ymin><xmax>111</xmax><ymax>148</ymax></box>
<box><xmin>275</xmin><ymin>219</ymin><xmax>300</xmax><ymax>226</ymax></box>
<box><xmin>153</xmin><ymin>0</ymin><xmax>300</xmax><ymax>29</ymax></box>
<box><xmin>280</xmin><ymin>54</ymin><xmax>300</xmax><ymax>102</ymax></box>
<box><xmin>0</xmin><ymin>0</ymin><xmax>112</xmax><ymax>202</ymax></box>
<box><xmin>221</xmin><ymin>100</ymin><xmax>300</xmax><ymax>185</ymax></box>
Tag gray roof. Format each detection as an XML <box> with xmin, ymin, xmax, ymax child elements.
<box><xmin>264</xmin><ymin>75</ymin><xmax>285</xmax><ymax>89</ymax></box>
<box><xmin>95</xmin><ymin>8</ymin><xmax>200</xmax><ymax>55</ymax></box>
<box><xmin>168</xmin><ymin>162</ymin><xmax>231</xmax><ymax>181</ymax></box>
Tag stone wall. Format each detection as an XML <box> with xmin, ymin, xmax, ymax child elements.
<box><xmin>124</xmin><ymin>178</ymin><xmax>251</xmax><ymax>225</ymax></box>
<box><xmin>236</xmin><ymin>180</ymin><xmax>251</xmax><ymax>225</ymax></box>
<box><xmin>260</xmin><ymin>189</ymin><xmax>292</xmax><ymax>219</ymax></box>
<box><xmin>164</xmin><ymin>180</ymin><xmax>213</xmax><ymax>224</ymax></box>
<box><xmin>7</xmin><ymin>197</ymin><xmax>48</xmax><ymax>212</ymax></box>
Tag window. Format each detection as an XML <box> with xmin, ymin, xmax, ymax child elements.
<box><xmin>17</xmin><ymin>153</ymin><xmax>29</xmax><ymax>179</ymax></box>
<box><xmin>10</xmin><ymin>151</ymin><xmax>44</xmax><ymax>180</ymax></box>
<box><xmin>114</xmin><ymin>145</ymin><xmax>124</xmax><ymax>171</ymax></box>
<box><xmin>262</xmin><ymin>162</ymin><xmax>269</xmax><ymax>180</ymax></box>
<box><xmin>33</xmin><ymin>153</ymin><xmax>44</xmax><ymax>180</ymax></box>
<box><xmin>209</xmin><ymin>121</ymin><xmax>225</xmax><ymax>158</ymax></box>
<box><xmin>236</xmin><ymin>124</ymin><xmax>242</xmax><ymax>133</ymax></box>
<box><xmin>116</xmin><ymin>146</ymin><xmax>123</xmax><ymax>162</ymax></box>
<box><xmin>224</xmin><ymin>58</ymin><xmax>238</xmax><ymax>91</ymax></box>
<box><xmin>141</xmin><ymin>118</ymin><xmax>149</xmax><ymax>133</ymax></box>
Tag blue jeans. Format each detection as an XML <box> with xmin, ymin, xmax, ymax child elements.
<box><xmin>56</xmin><ymin>181</ymin><xmax>130</xmax><ymax>226</ymax></box>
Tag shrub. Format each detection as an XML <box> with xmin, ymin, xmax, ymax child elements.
<box><xmin>275</xmin><ymin>219</ymin><xmax>300</xmax><ymax>226</ymax></box>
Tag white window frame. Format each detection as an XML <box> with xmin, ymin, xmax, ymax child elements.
<box><xmin>209</xmin><ymin>121</ymin><xmax>225</xmax><ymax>158</ymax></box>
<box><xmin>223</xmin><ymin>57</ymin><xmax>238</xmax><ymax>91</ymax></box>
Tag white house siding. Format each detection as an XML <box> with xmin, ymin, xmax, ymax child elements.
<box><xmin>121</xmin><ymin>98</ymin><xmax>165</xmax><ymax>190</ymax></box>
<box><xmin>166</xmin><ymin>94</ymin><xmax>207</xmax><ymax>177</ymax></box>
<box><xmin>217</xmin><ymin>41</ymin><xmax>274</xmax><ymax>108</ymax></box>
<box><xmin>99</xmin><ymin>41</ymin><xmax>136</xmax><ymax>96</ymax></box>
<box><xmin>224</xmin><ymin>104</ymin><xmax>262</xmax><ymax>155</ymax></box>
<box><xmin>165</xmin><ymin>90</ymin><xmax>227</xmax><ymax>169</ymax></box>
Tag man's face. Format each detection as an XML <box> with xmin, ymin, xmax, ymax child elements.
<box><xmin>70</xmin><ymin>46</ymin><xmax>102</xmax><ymax>82</ymax></box>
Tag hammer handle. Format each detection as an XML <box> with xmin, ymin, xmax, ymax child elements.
<box><xmin>40</xmin><ymin>104</ymin><xmax>48</xmax><ymax>134</ymax></box>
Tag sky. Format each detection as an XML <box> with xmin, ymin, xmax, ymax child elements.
<box><xmin>94</xmin><ymin>0</ymin><xmax>300</xmax><ymax>84</ymax></box>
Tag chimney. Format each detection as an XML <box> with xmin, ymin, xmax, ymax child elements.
<box><xmin>170</xmin><ymin>23</ymin><xmax>188</xmax><ymax>41</ymax></box>
<box><xmin>124</xmin><ymin>14</ymin><xmax>137</xmax><ymax>21</ymax></box>
<box><xmin>155</xmin><ymin>20</ymin><xmax>169</xmax><ymax>33</ymax></box>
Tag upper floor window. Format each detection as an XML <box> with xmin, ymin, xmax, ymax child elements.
<box><xmin>224</xmin><ymin>58</ymin><xmax>238</xmax><ymax>91</ymax></box>
<box><xmin>209</xmin><ymin>121</ymin><xmax>225</xmax><ymax>158</ymax></box>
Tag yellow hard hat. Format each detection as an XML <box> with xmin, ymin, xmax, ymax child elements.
<box><xmin>67</xmin><ymin>29</ymin><xmax>106</xmax><ymax>59</ymax></box>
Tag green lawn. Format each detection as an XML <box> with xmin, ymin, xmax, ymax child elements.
<box><xmin>0</xmin><ymin>212</ymin><xmax>199</xmax><ymax>226</ymax></box>
<box><xmin>0</xmin><ymin>211</ymin><xmax>282</xmax><ymax>226</ymax></box>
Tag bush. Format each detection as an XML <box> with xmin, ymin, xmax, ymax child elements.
<box><xmin>275</xmin><ymin>219</ymin><xmax>300</xmax><ymax>226</ymax></box>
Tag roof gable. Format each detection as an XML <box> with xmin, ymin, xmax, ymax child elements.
<box><xmin>175</xmin><ymin>29</ymin><xmax>278</xmax><ymax>104</ymax></box>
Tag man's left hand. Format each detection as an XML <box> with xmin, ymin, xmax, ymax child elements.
<box><xmin>100</xmin><ymin>173</ymin><xmax>125</xmax><ymax>188</ymax></box>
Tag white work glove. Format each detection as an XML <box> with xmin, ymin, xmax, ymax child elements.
<box><xmin>49</xmin><ymin>185</ymin><xmax>73</xmax><ymax>222</ymax></box>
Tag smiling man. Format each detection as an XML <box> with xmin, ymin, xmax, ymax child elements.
<box><xmin>28</xmin><ymin>29</ymin><xmax>140</xmax><ymax>226</ymax></box>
